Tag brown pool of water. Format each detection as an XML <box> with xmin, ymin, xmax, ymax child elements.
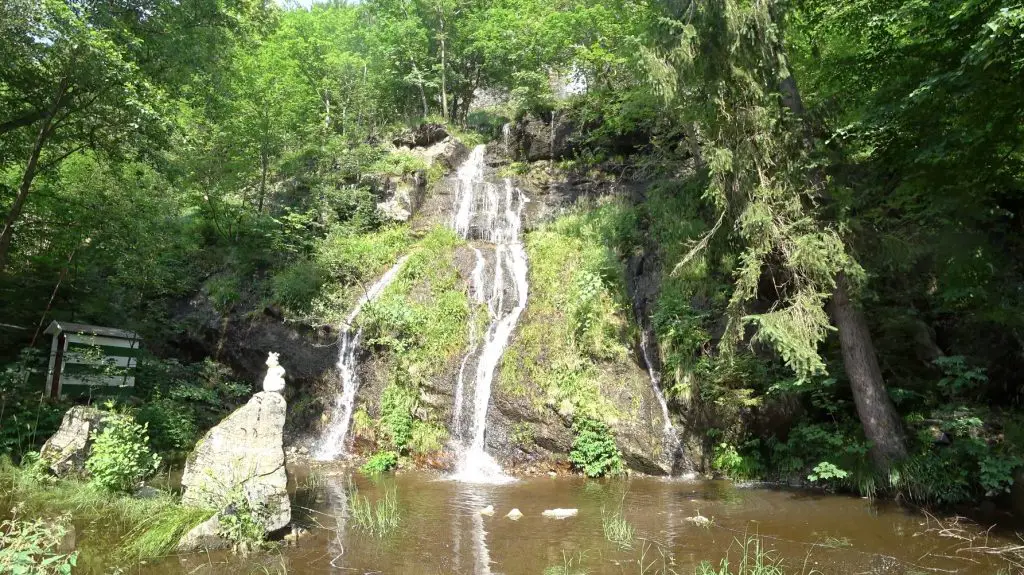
<box><xmin>140</xmin><ymin>467</ymin><xmax>1015</xmax><ymax>575</ymax></box>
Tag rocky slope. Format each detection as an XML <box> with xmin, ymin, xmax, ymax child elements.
<box><xmin>173</xmin><ymin>124</ymin><xmax>683</xmax><ymax>475</ymax></box>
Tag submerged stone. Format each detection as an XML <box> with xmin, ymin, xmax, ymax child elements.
<box><xmin>541</xmin><ymin>508</ymin><xmax>578</xmax><ymax>519</ymax></box>
<box><xmin>479</xmin><ymin>505</ymin><xmax>495</xmax><ymax>516</ymax></box>
<box><xmin>40</xmin><ymin>405</ymin><xmax>107</xmax><ymax>477</ymax></box>
<box><xmin>505</xmin><ymin>508</ymin><xmax>523</xmax><ymax>520</ymax></box>
<box><xmin>133</xmin><ymin>485</ymin><xmax>162</xmax><ymax>500</ymax></box>
<box><xmin>685</xmin><ymin>513</ymin><xmax>712</xmax><ymax>527</ymax></box>
<box><xmin>177</xmin><ymin>514</ymin><xmax>228</xmax><ymax>553</ymax></box>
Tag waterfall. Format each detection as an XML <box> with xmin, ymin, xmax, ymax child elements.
<box><xmin>314</xmin><ymin>257</ymin><xmax>409</xmax><ymax>461</ymax></box>
<box><xmin>450</xmin><ymin>145</ymin><xmax>529</xmax><ymax>483</ymax></box>
<box><xmin>639</xmin><ymin>328</ymin><xmax>676</xmax><ymax>444</ymax></box>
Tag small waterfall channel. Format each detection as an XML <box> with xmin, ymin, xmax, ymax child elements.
<box><xmin>639</xmin><ymin>329</ymin><xmax>677</xmax><ymax>447</ymax></box>
<box><xmin>314</xmin><ymin>256</ymin><xmax>409</xmax><ymax>461</ymax></box>
<box><xmin>450</xmin><ymin>145</ymin><xmax>529</xmax><ymax>483</ymax></box>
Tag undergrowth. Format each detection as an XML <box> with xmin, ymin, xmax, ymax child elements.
<box><xmin>360</xmin><ymin>451</ymin><xmax>399</xmax><ymax>475</ymax></box>
<box><xmin>570</xmin><ymin>417</ymin><xmax>623</xmax><ymax>478</ymax></box>
<box><xmin>355</xmin><ymin>226</ymin><xmax>463</xmax><ymax>456</ymax></box>
<box><xmin>0</xmin><ymin>459</ymin><xmax>211</xmax><ymax>568</ymax></box>
<box><xmin>500</xmin><ymin>200</ymin><xmax>645</xmax><ymax>447</ymax></box>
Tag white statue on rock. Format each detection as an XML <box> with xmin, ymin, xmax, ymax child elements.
<box><xmin>262</xmin><ymin>352</ymin><xmax>286</xmax><ymax>393</ymax></box>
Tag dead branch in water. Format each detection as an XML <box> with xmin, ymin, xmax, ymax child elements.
<box><xmin>917</xmin><ymin>512</ymin><xmax>1024</xmax><ymax>574</ymax></box>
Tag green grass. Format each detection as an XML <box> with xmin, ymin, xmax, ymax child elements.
<box><xmin>348</xmin><ymin>486</ymin><xmax>400</xmax><ymax>537</ymax></box>
<box><xmin>306</xmin><ymin>225</ymin><xmax>415</xmax><ymax>323</ymax></box>
<box><xmin>696</xmin><ymin>536</ymin><xmax>816</xmax><ymax>575</ymax></box>
<box><xmin>355</xmin><ymin>226</ymin><xmax>469</xmax><ymax>452</ymax></box>
<box><xmin>601</xmin><ymin>504</ymin><xmax>635</xmax><ymax>548</ymax></box>
<box><xmin>360</xmin><ymin>226</ymin><xmax>469</xmax><ymax>373</ymax></box>
<box><xmin>0</xmin><ymin>459</ymin><xmax>211</xmax><ymax>570</ymax></box>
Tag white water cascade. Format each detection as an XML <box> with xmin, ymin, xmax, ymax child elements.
<box><xmin>450</xmin><ymin>145</ymin><xmax>529</xmax><ymax>483</ymax></box>
<box><xmin>639</xmin><ymin>329</ymin><xmax>676</xmax><ymax>444</ymax></box>
<box><xmin>314</xmin><ymin>256</ymin><xmax>409</xmax><ymax>461</ymax></box>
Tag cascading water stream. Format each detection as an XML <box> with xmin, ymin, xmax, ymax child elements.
<box><xmin>314</xmin><ymin>256</ymin><xmax>409</xmax><ymax>461</ymax></box>
<box><xmin>640</xmin><ymin>329</ymin><xmax>676</xmax><ymax>444</ymax></box>
<box><xmin>449</xmin><ymin>145</ymin><xmax>529</xmax><ymax>483</ymax></box>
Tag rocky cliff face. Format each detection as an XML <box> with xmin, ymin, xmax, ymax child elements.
<box><xmin>172</xmin><ymin>134</ymin><xmax>682</xmax><ymax>476</ymax></box>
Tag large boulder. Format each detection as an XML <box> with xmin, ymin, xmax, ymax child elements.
<box><xmin>180</xmin><ymin>391</ymin><xmax>290</xmax><ymax>537</ymax></box>
<box><xmin>40</xmin><ymin>406</ymin><xmax>107</xmax><ymax>477</ymax></box>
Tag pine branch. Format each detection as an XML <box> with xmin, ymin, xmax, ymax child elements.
<box><xmin>671</xmin><ymin>210</ymin><xmax>725</xmax><ymax>276</ymax></box>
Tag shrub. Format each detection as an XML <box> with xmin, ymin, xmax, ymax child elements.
<box><xmin>206</xmin><ymin>275</ymin><xmax>241</xmax><ymax>312</ymax></box>
<box><xmin>86</xmin><ymin>408</ymin><xmax>161</xmax><ymax>493</ymax></box>
<box><xmin>217</xmin><ymin>490</ymin><xmax>265</xmax><ymax>551</ymax></box>
<box><xmin>271</xmin><ymin>258</ymin><xmax>325</xmax><ymax>312</ymax></box>
<box><xmin>0</xmin><ymin>510</ymin><xmax>78</xmax><ymax>575</ymax></box>
<box><xmin>807</xmin><ymin>461</ymin><xmax>849</xmax><ymax>484</ymax></box>
<box><xmin>569</xmin><ymin>417</ymin><xmax>623</xmax><ymax>478</ymax></box>
<box><xmin>134</xmin><ymin>358</ymin><xmax>250</xmax><ymax>458</ymax></box>
<box><xmin>408</xmin><ymin>421</ymin><xmax>447</xmax><ymax>455</ymax></box>
<box><xmin>379</xmin><ymin>383</ymin><xmax>416</xmax><ymax>450</ymax></box>
<box><xmin>360</xmin><ymin>451</ymin><xmax>399</xmax><ymax>475</ymax></box>
<box><xmin>0</xmin><ymin>349</ymin><xmax>67</xmax><ymax>459</ymax></box>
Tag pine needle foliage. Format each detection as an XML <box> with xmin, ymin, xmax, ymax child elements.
<box><xmin>644</xmin><ymin>0</ymin><xmax>860</xmax><ymax>380</ymax></box>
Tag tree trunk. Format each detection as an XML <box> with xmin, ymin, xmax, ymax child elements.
<box><xmin>830</xmin><ymin>273</ymin><xmax>908</xmax><ymax>468</ymax></box>
<box><xmin>439</xmin><ymin>10</ymin><xmax>449</xmax><ymax>121</ymax></box>
<box><xmin>258</xmin><ymin>151</ymin><xmax>268</xmax><ymax>213</ymax></box>
<box><xmin>778</xmin><ymin>61</ymin><xmax>907</xmax><ymax>468</ymax></box>
<box><xmin>0</xmin><ymin>90</ymin><xmax>61</xmax><ymax>273</ymax></box>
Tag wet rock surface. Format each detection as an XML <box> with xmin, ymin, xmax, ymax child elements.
<box><xmin>505</xmin><ymin>113</ymin><xmax>578</xmax><ymax>162</ymax></box>
<box><xmin>170</xmin><ymin>291</ymin><xmax>337</xmax><ymax>431</ymax></box>
<box><xmin>40</xmin><ymin>406</ymin><xmax>107</xmax><ymax>477</ymax></box>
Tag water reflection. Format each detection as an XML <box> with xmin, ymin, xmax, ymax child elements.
<box><xmin>138</xmin><ymin>470</ymin><xmax>1015</xmax><ymax>575</ymax></box>
<box><xmin>323</xmin><ymin>474</ymin><xmax>348</xmax><ymax>572</ymax></box>
<box><xmin>450</xmin><ymin>482</ymin><xmax>494</xmax><ymax>575</ymax></box>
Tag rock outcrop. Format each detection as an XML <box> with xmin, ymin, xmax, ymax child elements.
<box><xmin>392</xmin><ymin>123</ymin><xmax>449</xmax><ymax>148</ymax></box>
<box><xmin>40</xmin><ymin>406</ymin><xmax>107</xmax><ymax>477</ymax></box>
<box><xmin>376</xmin><ymin>137</ymin><xmax>469</xmax><ymax>222</ymax></box>
<box><xmin>505</xmin><ymin>113</ymin><xmax>577</xmax><ymax>162</ymax></box>
<box><xmin>170</xmin><ymin>293</ymin><xmax>337</xmax><ymax>430</ymax></box>
<box><xmin>179</xmin><ymin>389</ymin><xmax>290</xmax><ymax>550</ymax></box>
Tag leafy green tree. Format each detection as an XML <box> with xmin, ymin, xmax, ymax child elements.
<box><xmin>0</xmin><ymin>0</ymin><xmax>155</xmax><ymax>272</ymax></box>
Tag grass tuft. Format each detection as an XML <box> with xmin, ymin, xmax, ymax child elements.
<box><xmin>348</xmin><ymin>485</ymin><xmax>400</xmax><ymax>537</ymax></box>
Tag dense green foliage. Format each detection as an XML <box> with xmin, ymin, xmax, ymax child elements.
<box><xmin>0</xmin><ymin>459</ymin><xmax>209</xmax><ymax>569</ymax></box>
<box><xmin>0</xmin><ymin>510</ymin><xmax>77</xmax><ymax>575</ymax></box>
<box><xmin>0</xmin><ymin>0</ymin><xmax>1021</xmax><ymax>509</ymax></box>
<box><xmin>360</xmin><ymin>451</ymin><xmax>400</xmax><ymax>476</ymax></box>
